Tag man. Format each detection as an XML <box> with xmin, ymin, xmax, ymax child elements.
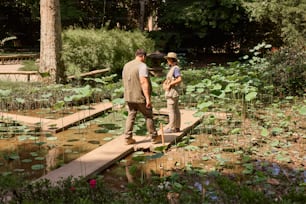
<box><xmin>122</xmin><ymin>49</ymin><xmax>159</xmax><ymax>145</ymax></box>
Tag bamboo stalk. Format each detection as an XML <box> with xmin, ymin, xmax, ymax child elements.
<box><xmin>160</xmin><ymin>123</ymin><xmax>165</xmax><ymax>145</ymax></box>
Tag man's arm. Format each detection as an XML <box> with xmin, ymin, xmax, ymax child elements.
<box><xmin>140</xmin><ymin>76</ymin><xmax>152</xmax><ymax>108</ymax></box>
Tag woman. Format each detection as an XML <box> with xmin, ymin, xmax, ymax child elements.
<box><xmin>163</xmin><ymin>52</ymin><xmax>182</xmax><ymax>133</ymax></box>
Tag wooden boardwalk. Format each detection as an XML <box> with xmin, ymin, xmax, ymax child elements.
<box><xmin>0</xmin><ymin>102</ymin><xmax>113</xmax><ymax>133</ymax></box>
<box><xmin>41</xmin><ymin>102</ymin><xmax>113</xmax><ymax>133</ymax></box>
<box><xmin>1</xmin><ymin>102</ymin><xmax>229</xmax><ymax>184</ymax></box>
<box><xmin>38</xmin><ymin>109</ymin><xmax>202</xmax><ymax>184</ymax></box>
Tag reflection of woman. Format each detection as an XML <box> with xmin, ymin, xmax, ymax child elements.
<box><xmin>163</xmin><ymin>52</ymin><xmax>182</xmax><ymax>133</ymax></box>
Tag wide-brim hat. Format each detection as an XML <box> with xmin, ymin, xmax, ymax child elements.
<box><xmin>164</xmin><ymin>52</ymin><xmax>178</xmax><ymax>60</ymax></box>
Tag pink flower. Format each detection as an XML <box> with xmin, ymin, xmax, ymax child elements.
<box><xmin>70</xmin><ymin>186</ymin><xmax>76</xmax><ymax>192</ymax></box>
<box><xmin>89</xmin><ymin>179</ymin><xmax>97</xmax><ymax>188</ymax></box>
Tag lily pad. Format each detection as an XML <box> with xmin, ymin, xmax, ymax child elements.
<box><xmin>298</xmin><ymin>106</ymin><xmax>306</xmax><ymax>115</ymax></box>
<box><xmin>261</xmin><ymin>128</ymin><xmax>269</xmax><ymax>137</ymax></box>
<box><xmin>102</xmin><ymin>137</ymin><xmax>113</xmax><ymax>141</ymax></box>
<box><xmin>30</xmin><ymin>152</ymin><xmax>39</xmax><ymax>157</ymax></box>
<box><xmin>67</xmin><ymin>139</ymin><xmax>79</xmax><ymax>142</ymax></box>
<box><xmin>202</xmin><ymin>156</ymin><xmax>211</xmax><ymax>161</ymax></box>
<box><xmin>95</xmin><ymin>129</ymin><xmax>109</xmax><ymax>133</ymax></box>
<box><xmin>17</xmin><ymin>135</ymin><xmax>28</xmax><ymax>141</ymax></box>
<box><xmin>46</xmin><ymin>136</ymin><xmax>58</xmax><ymax>141</ymax></box>
<box><xmin>14</xmin><ymin>168</ymin><xmax>25</xmax><ymax>173</ymax></box>
<box><xmin>133</xmin><ymin>151</ymin><xmax>145</xmax><ymax>156</ymax></box>
<box><xmin>35</xmin><ymin>157</ymin><xmax>45</xmax><ymax>161</ymax></box>
<box><xmin>31</xmin><ymin>164</ymin><xmax>45</xmax><ymax>170</ymax></box>
<box><xmin>148</xmin><ymin>152</ymin><xmax>164</xmax><ymax>159</ymax></box>
<box><xmin>2</xmin><ymin>172</ymin><xmax>12</xmax><ymax>176</ymax></box>
<box><xmin>99</xmin><ymin>123</ymin><xmax>120</xmax><ymax>130</ymax></box>
<box><xmin>9</xmin><ymin>155</ymin><xmax>20</xmax><ymax>160</ymax></box>
<box><xmin>245</xmin><ymin>92</ymin><xmax>257</xmax><ymax>101</ymax></box>
<box><xmin>184</xmin><ymin>145</ymin><xmax>200</xmax><ymax>151</ymax></box>
<box><xmin>21</xmin><ymin>159</ymin><xmax>32</xmax><ymax>163</ymax></box>
<box><xmin>88</xmin><ymin>140</ymin><xmax>100</xmax><ymax>144</ymax></box>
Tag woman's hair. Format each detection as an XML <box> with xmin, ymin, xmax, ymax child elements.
<box><xmin>167</xmin><ymin>57</ymin><xmax>177</xmax><ymax>63</ymax></box>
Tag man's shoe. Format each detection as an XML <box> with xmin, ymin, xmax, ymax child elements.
<box><xmin>125</xmin><ymin>138</ymin><xmax>136</xmax><ymax>145</ymax></box>
<box><xmin>151</xmin><ymin>135</ymin><xmax>161</xmax><ymax>144</ymax></box>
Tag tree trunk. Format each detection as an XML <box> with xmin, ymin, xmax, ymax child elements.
<box><xmin>40</xmin><ymin>0</ymin><xmax>65</xmax><ymax>83</ymax></box>
<box><xmin>139</xmin><ymin>0</ymin><xmax>145</xmax><ymax>31</ymax></box>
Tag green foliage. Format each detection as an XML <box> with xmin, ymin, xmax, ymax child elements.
<box><xmin>181</xmin><ymin>42</ymin><xmax>304</xmax><ymax>119</ymax></box>
<box><xmin>153</xmin><ymin>0</ymin><xmax>252</xmax><ymax>53</ymax></box>
<box><xmin>263</xmin><ymin>46</ymin><xmax>306</xmax><ymax>96</ymax></box>
<box><xmin>215</xmin><ymin>175</ymin><xmax>271</xmax><ymax>203</ymax></box>
<box><xmin>19</xmin><ymin>60</ymin><xmax>39</xmax><ymax>71</ymax></box>
<box><xmin>4</xmin><ymin>176</ymin><xmax>114</xmax><ymax>203</ymax></box>
<box><xmin>243</xmin><ymin>0</ymin><xmax>306</xmax><ymax>46</ymax></box>
<box><xmin>62</xmin><ymin>28</ymin><xmax>155</xmax><ymax>76</ymax></box>
<box><xmin>0</xmin><ymin>80</ymin><xmax>121</xmax><ymax>111</ymax></box>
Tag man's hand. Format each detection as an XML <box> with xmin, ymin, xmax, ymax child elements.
<box><xmin>146</xmin><ymin>99</ymin><xmax>152</xmax><ymax>109</ymax></box>
<box><xmin>140</xmin><ymin>76</ymin><xmax>152</xmax><ymax>109</ymax></box>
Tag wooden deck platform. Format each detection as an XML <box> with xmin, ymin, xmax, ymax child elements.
<box><xmin>38</xmin><ymin>109</ymin><xmax>202</xmax><ymax>184</ymax></box>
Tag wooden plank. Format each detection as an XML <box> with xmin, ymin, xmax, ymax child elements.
<box><xmin>0</xmin><ymin>112</ymin><xmax>55</xmax><ymax>127</ymax></box>
<box><xmin>38</xmin><ymin>136</ymin><xmax>134</xmax><ymax>183</ymax></box>
<box><xmin>154</xmin><ymin>108</ymin><xmax>230</xmax><ymax>120</ymax></box>
<box><xmin>0</xmin><ymin>71</ymin><xmax>38</xmax><ymax>75</ymax></box>
<box><xmin>0</xmin><ymin>54</ymin><xmax>39</xmax><ymax>65</ymax></box>
<box><xmin>37</xmin><ymin>109</ymin><xmax>202</xmax><ymax>184</ymax></box>
<box><xmin>42</xmin><ymin>102</ymin><xmax>113</xmax><ymax>132</ymax></box>
<box><xmin>0</xmin><ymin>71</ymin><xmax>39</xmax><ymax>82</ymax></box>
<box><xmin>136</xmin><ymin>109</ymin><xmax>201</xmax><ymax>150</ymax></box>
<box><xmin>38</xmin><ymin>137</ymin><xmax>134</xmax><ymax>184</ymax></box>
<box><xmin>67</xmin><ymin>68</ymin><xmax>110</xmax><ymax>80</ymax></box>
<box><xmin>0</xmin><ymin>102</ymin><xmax>112</xmax><ymax>132</ymax></box>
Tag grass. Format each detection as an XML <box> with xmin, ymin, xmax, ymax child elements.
<box><xmin>19</xmin><ymin>60</ymin><xmax>39</xmax><ymax>71</ymax></box>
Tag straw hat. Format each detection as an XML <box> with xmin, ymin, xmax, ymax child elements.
<box><xmin>164</xmin><ymin>52</ymin><xmax>178</xmax><ymax>60</ymax></box>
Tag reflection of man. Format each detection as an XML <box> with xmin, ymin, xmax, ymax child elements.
<box><xmin>122</xmin><ymin>49</ymin><xmax>159</xmax><ymax>145</ymax></box>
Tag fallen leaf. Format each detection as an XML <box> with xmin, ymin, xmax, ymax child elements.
<box><xmin>267</xmin><ymin>178</ymin><xmax>280</xmax><ymax>185</ymax></box>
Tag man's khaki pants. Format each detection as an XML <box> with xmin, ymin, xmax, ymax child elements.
<box><xmin>124</xmin><ymin>102</ymin><xmax>157</xmax><ymax>139</ymax></box>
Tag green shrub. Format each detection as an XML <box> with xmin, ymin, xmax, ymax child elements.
<box><xmin>264</xmin><ymin>46</ymin><xmax>306</xmax><ymax>96</ymax></box>
<box><xmin>62</xmin><ymin>28</ymin><xmax>155</xmax><ymax>76</ymax></box>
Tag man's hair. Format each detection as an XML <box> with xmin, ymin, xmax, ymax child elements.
<box><xmin>135</xmin><ymin>49</ymin><xmax>147</xmax><ymax>57</ymax></box>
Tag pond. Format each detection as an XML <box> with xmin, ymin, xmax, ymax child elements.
<box><xmin>0</xmin><ymin>106</ymin><xmax>169</xmax><ymax>180</ymax></box>
<box><xmin>0</xmin><ymin>101</ymin><xmax>305</xmax><ymax>201</ymax></box>
<box><xmin>0</xmin><ymin>108</ymin><xmax>126</xmax><ymax>179</ymax></box>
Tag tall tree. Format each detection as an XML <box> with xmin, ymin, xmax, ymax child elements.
<box><xmin>40</xmin><ymin>0</ymin><xmax>65</xmax><ymax>83</ymax></box>
<box><xmin>242</xmin><ymin>0</ymin><xmax>306</xmax><ymax>46</ymax></box>
<box><xmin>154</xmin><ymin>0</ymin><xmax>249</xmax><ymax>53</ymax></box>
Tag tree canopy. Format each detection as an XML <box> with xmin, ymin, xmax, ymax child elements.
<box><xmin>1</xmin><ymin>0</ymin><xmax>304</xmax><ymax>52</ymax></box>
<box><xmin>242</xmin><ymin>0</ymin><xmax>306</xmax><ymax>46</ymax></box>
